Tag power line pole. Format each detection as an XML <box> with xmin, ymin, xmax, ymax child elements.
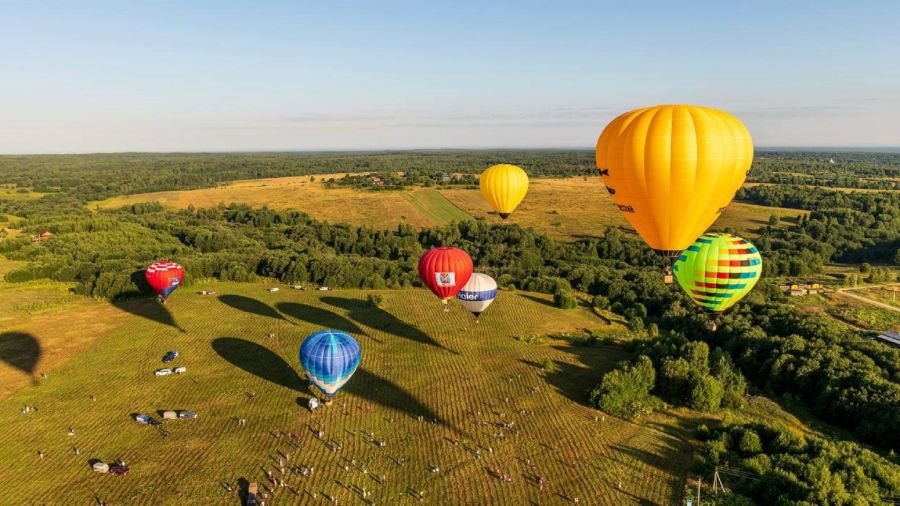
<box><xmin>697</xmin><ymin>476</ymin><xmax>701</xmax><ymax>506</ymax></box>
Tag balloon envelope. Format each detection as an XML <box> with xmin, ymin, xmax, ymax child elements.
<box><xmin>480</xmin><ymin>164</ymin><xmax>529</xmax><ymax>219</ymax></box>
<box><xmin>418</xmin><ymin>247</ymin><xmax>473</xmax><ymax>301</ymax></box>
<box><xmin>145</xmin><ymin>261</ymin><xmax>184</xmax><ymax>299</ymax></box>
<box><xmin>673</xmin><ymin>233</ymin><xmax>762</xmax><ymax>314</ymax></box>
<box><xmin>596</xmin><ymin>105</ymin><xmax>753</xmax><ymax>257</ymax></box>
<box><xmin>456</xmin><ymin>273</ymin><xmax>497</xmax><ymax>318</ymax></box>
<box><xmin>299</xmin><ymin>330</ymin><xmax>361</xmax><ymax>399</ymax></box>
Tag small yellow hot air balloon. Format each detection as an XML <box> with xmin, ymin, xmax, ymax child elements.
<box><xmin>596</xmin><ymin>104</ymin><xmax>753</xmax><ymax>274</ymax></box>
<box><xmin>480</xmin><ymin>164</ymin><xmax>529</xmax><ymax>219</ymax></box>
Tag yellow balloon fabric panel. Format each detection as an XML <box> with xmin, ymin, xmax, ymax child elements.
<box><xmin>479</xmin><ymin>164</ymin><xmax>529</xmax><ymax>218</ymax></box>
<box><xmin>595</xmin><ymin>105</ymin><xmax>753</xmax><ymax>255</ymax></box>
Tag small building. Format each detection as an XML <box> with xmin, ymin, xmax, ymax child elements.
<box><xmin>876</xmin><ymin>331</ymin><xmax>900</xmax><ymax>348</ymax></box>
<box><xmin>31</xmin><ymin>231</ymin><xmax>55</xmax><ymax>243</ymax></box>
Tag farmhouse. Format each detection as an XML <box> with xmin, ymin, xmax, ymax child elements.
<box><xmin>876</xmin><ymin>331</ymin><xmax>900</xmax><ymax>348</ymax></box>
<box><xmin>778</xmin><ymin>281</ymin><xmax>823</xmax><ymax>296</ymax></box>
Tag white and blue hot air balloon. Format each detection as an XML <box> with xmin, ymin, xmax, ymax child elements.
<box><xmin>299</xmin><ymin>330</ymin><xmax>361</xmax><ymax>404</ymax></box>
<box><xmin>455</xmin><ymin>273</ymin><xmax>497</xmax><ymax>322</ymax></box>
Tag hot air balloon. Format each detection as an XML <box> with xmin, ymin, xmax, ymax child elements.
<box><xmin>480</xmin><ymin>164</ymin><xmax>529</xmax><ymax>219</ymax></box>
<box><xmin>145</xmin><ymin>261</ymin><xmax>185</xmax><ymax>303</ymax></box>
<box><xmin>456</xmin><ymin>273</ymin><xmax>497</xmax><ymax>322</ymax></box>
<box><xmin>596</xmin><ymin>105</ymin><xmax>753</xmax><ymax>282</ymax></box>
<box><xmin>418</xmin><ymin>247</ymin><xmax>473</xmax><ymax>310</ymax></box>
<box><xmin>673</xmin><ymin>233</ymin><xmax>762</xmax><ymax>331</ymax></box>
<box><xmin>299</xmin><ymin>330</ymin><xmax>361</xmax><ymax>404</ymax></box>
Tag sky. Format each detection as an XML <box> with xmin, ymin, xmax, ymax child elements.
<box><xmin>1</xmin><ymin>0</ymin><xmax>898</xmax><ymax>153</ymax></box>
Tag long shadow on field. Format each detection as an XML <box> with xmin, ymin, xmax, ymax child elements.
<box><xmin>610</xmin><ymin>440</ymin><xmax>691</xmax><ymax>504</ymax></box>
<box><xmin>520</xmin><ymin>294</ymin><xmax>556</xmax><ymax>309</ymax></box>
<box><xmin>522</xmin><ymin>344</ymin><xmax>628</xmax><ymax>404</ymax></box>
<box><xmin>113</xmin><ymin>298</ymin><xmax>185</xmax><ymax>332</ymax></box>
<box><xmin>219</xmin><ymin>295</ymin><xmax>285</xmax><ymax>321</ymax></box>
<box><xmin>212</xmin><ymin>337</ymin><xmax>302</xmax><ymax>391</ymax></box>
<box><xmin>321</xmin><ymin>296</ymin><xmax>454</xmax><ymax>353</ymax></box>
<box><xmin>276</xmin><ymin>302</ymin><xmax>371</xmax><ymax>339</ymax></box>
<box><xmin>0</xmin><ymin>331</ymin><xmax>40</xmax><ymax>377</ymax></box>
<box><xmin>345</xmin><ymin>367</ymin><xmax>445</xmax><ymax>425</ymax></box>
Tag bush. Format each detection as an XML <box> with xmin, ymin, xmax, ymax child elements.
<box><xmin>589</xmin><ymin>355</ymin><xmax>657</xmax><ymax>417</ymax></box>
<box><xmin>553</xmin><ymin>291</ymin><xmax>578</xmax><ymax>309</ymax></box>
<box><xmin>591</xmin><ymin>294</ymin><xmax>610</xmax><ymax>309</ymax></box>
<box><xmin>366</xmin><ymin>293</ymin><xmax>384</xmax><ymax>308</ymax></box>
<box><xmin>540</xmin><ymin>358</ymin><xmax>556</xmax><ymax>372</ymax></box>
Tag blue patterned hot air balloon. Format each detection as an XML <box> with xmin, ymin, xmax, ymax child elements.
<box><xmin>299</xmin><ymin>330</ymin><xmax>361</xmax><ymax>402</ymax></box>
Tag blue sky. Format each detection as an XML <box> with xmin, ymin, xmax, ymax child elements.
<box><xmin>1</xmin><ymin>0</ymin><xmax>898</xmax><ymax>153</ymax></box>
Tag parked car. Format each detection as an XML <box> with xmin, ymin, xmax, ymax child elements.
<box><xmin>134</xmin><ymin>414</ymin><xmax>150</xmax><ymax>424</ymax></box>
<box><xmin>92</xmin><ymin>461</ymin><xmax>109</xmax><ymax>473</ymax></box>
<box><xmin>292</xmin><ymin>285</ymin><xmax>305</xmax><ymax>290</ymax></box>
<box><xmin>154</xmin><ymin>368</ymin><xmax>172</xmax><ymax>376</ymax></box>
<box><xmin>109</xmin><ymin>464</ymin><xmax>129</xmax><ymax>475</ymax></box>
<box><xmin>162</xmin><ymin>410</ymin><xmax>178</xmax><ymax>420</ymax></box>
<box><xmin>178</xmin><ymin>410</ymin><xmax>197</xmax><ymax>420</ymax></box>
<box><xmin>247</xmin><ymin>483</ymin><xmax>258</xmax><ymax>506</ymax></box>
<box><xmin>162</xmin><ymin>351</ymin><xmax>179</xmax><ymax>363</ymax></box>
<box><xmin>173</xmin><ymin>366</ymin><xmax>187</xmax><ymax>374</ymax></box>
<box><xmin>267</xmin><ymin>287</ymin><xmax>280</xmax><ymax>292</ymax></box>
<box><xmin>318</xmin><ymin>286</ymin><xmax>330</xmax><ymax>291</ymax></box>
<box><xmin>147</xmin><ymin>417</ymin><xmax>163</xmax><ymax>427</ymax></box>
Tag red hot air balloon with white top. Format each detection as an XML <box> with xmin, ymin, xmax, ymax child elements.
<box><xmin>145</xmin><ymin>261</ymin><xmax>185</xmax><ymax>303</ymax></box>
<box><xmin>418</xmin><ymin>247</ymin><xmax>473</xmax><ymax>310</ymax></box>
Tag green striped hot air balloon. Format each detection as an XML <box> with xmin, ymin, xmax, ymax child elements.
<box><xmin>673</xmin><ymin>233</ymin><xmax>762</xmax><ymax>327</ymax></box>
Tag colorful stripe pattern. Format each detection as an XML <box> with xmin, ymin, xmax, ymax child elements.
<box><xmin>299</xmin><ymin>330</ymin><xmax>361</xmax><ymax>399</ymax></box>
<box><xmin>673</xmin><ymin>233</ymin><xmax>762</xmax><ymax>313</ymax></box>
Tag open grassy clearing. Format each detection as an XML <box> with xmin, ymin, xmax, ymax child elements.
<box><xmin>404</xmin><ymin>189</ymin><xmax>473</xmax><ymax>225</ymax></box>
<box><xmin>0</xmin><ymin>282</ymin><xmax>694</xmax><ymax>504</ymax></box>
<box><xmin>851</xmin><ymin>285</ymin><xmax>900</xmax><ymax>309</ymax></box>
<box><xmin>789</xmin><ymin>292</ymin><xmax>900</xmax><ymax>332</ymax></box>
<box><xmin>92</xmin><ymin>175</ymin><xmax>805</xmax><ymax>240</ymax></box>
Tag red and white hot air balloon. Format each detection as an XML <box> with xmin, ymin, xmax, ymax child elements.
<box><xmin>145</xmin><ymin>261</ymin><xmax>185</xmax><ymax>303</ymax></box>
<box><xmin>418</xmin><ymin>247</ymin><xmax>473</xmax><ymax>310</ymax></box>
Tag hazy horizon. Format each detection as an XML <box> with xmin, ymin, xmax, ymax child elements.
<box><xmin>2</xmin><ymin>1</ymin><xmax>898</xmax><ymax>154</ymax></box>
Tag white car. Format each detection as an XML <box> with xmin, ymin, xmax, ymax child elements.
<box><xmin>267</xmin><ymin>287</ymin><xmax>280</xmax><ymax>292</ymax></box>
<box><xmin>154</xmin><ymin>368</ymin><xmax>173</xmax><ymax>376</ymax></box>
<box><xmin>174</xmin><ymin>366</ymin><xmax>187</xmax><ymax>374</ymax></box>
<box><xmin>318</xmin><ymin>286</ymin><xmax>330</xmax><ymax>291</ymax></box>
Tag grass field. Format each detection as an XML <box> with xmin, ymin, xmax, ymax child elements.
<box><xmin>0</xmin><ymin>281</ymin><xmax>693</xmax><ymax>504</ymax></box>
<box><xmin>92</xmin><ymin>175</ymin><xmax>805</xmax><ymax>239</ymax></box>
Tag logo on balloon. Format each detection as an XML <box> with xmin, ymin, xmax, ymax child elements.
<box><xmin>435</xmin><ymin>272</ymin><xmax>456</xmax><ymax>287</ymax></box>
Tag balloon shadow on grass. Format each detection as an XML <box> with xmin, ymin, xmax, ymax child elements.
<box><xmin>276</xmin><ymin>302</ymin><xmax>374</xmax><ymax>340</ymax></box>
<box><xmin>321</xmin><ymin>296</ymin><xmax>454</xmax><ymax>353</ymax></box>
<box><xmin>344</xmin><ymin>367</ymin><xmax>445</xmax><ymax>426</ymax></box>
<box><xmin>113</xmin><ymin>298</ymin><xmax>184</xmax><ymax>332</ymax></box>
<box><xmin>212</xmin><ymin>337</ymin><xmax>302</xmax><ymax>391</ymax></box>
<box><xmin>219</xmin><ymin>295</ymin><xmax>285</xmax><ymax>321</ymax></box>
<box><xmin>0</xmin><ymin>331</ymin><xmax>40</xmax><ymax>378</ymax></box>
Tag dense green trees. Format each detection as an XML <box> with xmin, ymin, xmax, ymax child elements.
<box><xmin>588</xmin><ymin>355</ymin><xmax>657</xmax><ymax>417</ymax></box>
<box><xmin>694</xmin><ymin>422</ymin><xmax>900</xmax><ymax>505</ymax></box>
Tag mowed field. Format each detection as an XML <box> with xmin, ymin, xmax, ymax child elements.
<box><xmin>93</xmin><ymin>175</ymin><xmax>474</xmax><ymax>230</ymax></box>
<box><xmin>92</xmin><ymin>175</ymin><xmax>805</xmax><ymax>239</ymax></box>
<box><xmin>0</xmin><ymin>281</ymin><xmax>691</xmax><ymax>504</ymax></box>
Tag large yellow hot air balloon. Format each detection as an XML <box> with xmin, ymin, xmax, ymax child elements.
<box><xmin>596</xmin><ymin>105</ymin><xmax>753</xmax><ymax>263</ymax></box>
<box><xmin>480</xmin><ymin>164</ymin><xmax>529</xmax><ymax>219</ymax></box>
